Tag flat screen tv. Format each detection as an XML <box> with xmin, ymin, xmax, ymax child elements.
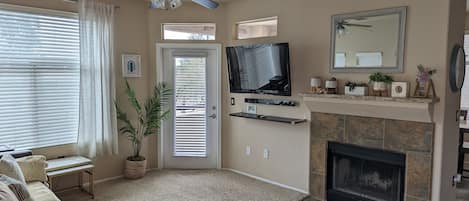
<box><xmin>226</xmin><ymin>43</ymin><xmax>291</xmax><ymax>96</ymax></box>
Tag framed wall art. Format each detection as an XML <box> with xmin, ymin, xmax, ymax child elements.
<box><xmin>122</xmin><ymin>54</ymin><xmax>141</xmax><ymax>78</ymax></box>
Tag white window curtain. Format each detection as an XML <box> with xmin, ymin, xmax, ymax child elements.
<box><xmin>77</xmin><ymin>0</ymin><xmax>118</xmax><ymax>158</ymax></box>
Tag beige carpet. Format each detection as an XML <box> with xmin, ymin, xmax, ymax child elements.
<box><xmin>57</xmin><ymin>170</ymin><xmax>309</xmax><ymax>201</ymax></box>
<box><xmin>458</xmin><ymin>179</ymin><xmax>469</xmax><ymax>201</ymax></box>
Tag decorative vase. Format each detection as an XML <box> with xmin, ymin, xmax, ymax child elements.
<box><xmin>325</xmin><ymin>79</ymin><xmax>338</xmax><ymax>94</ymax></box>
<box><xmin>124</xmin><ymin>159</ymin><xmax>147</xmax><ymax>179</ymax></box>
<box><xmin>373</xmin><ymin>82</ymin><xmax>386</xmax><ymax>91</ymax></box>
<box><xmin>310</xmin><ymin>77</ymin><xmax>322</xmax><ymax>94</ymax></box>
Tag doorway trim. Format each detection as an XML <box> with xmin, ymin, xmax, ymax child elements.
<box><xmin>156</xmin><ymin>43</ymin><xmax>222</xmax><ymax>170</ymax></box>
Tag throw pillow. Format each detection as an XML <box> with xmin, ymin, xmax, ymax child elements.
<box><xmin>0</xmin><ymin>175</ymin><xmax>33</xmax><ymax>201</ymax></box>
<box><xmin>0</xmin><ymin>154</ymin><xmax>26</xmax><ymax>184</ymax></box>
<box><xmin>16</xmin><ymin>156</ymin><xmax>47</xmax><ymax>183</ymax></box>
<box><xmin>0</xmin><ymin>181</ymin><xmax>19</xmax><ymax>201</ymax></box>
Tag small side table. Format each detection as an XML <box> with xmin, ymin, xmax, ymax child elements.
<box><xmin>46</xmin><ymin>156</ymin><xmax>95</xmax><ymax>199</ymax></box>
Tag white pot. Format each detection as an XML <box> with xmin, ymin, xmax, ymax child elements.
<box><xmin>373</xmin><ymin>82</ymin><xmax>387</xmax><ymax>91</ymax></box>
<box><xmin>345</xmin><ymin>86</ymin><xmax>368</xmax><ymax>96</ymax></box>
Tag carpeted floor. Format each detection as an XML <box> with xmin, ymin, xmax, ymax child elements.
<box><xmin>458</xmin><ymin>179</ymin><xmax>469</xmax><ymax>201</ymax></box>
<box><xmin>56</xmin><ymin>170</ymin><xmax>309</xmax><ymax>201</ymax></box>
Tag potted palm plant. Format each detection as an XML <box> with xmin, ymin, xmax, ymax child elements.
<box><xmin>115</xmin><ymin>80</ymin><xmax>171</xmax><ymax>179</ymax></box>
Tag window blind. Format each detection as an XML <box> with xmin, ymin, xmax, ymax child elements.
<box><xmin>174</xmin><ymin>57</ymin><xmax>207</xmax><ymax>157</ymax></box>
<box><xmin>0</xmin><ymin>4</ymin><xmax>80</xmax><ymax>149</ymax></box>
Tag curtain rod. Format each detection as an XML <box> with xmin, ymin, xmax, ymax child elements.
<box><xmin>64</xmin><ymin>0</ymin><xmax>121</xmax><ymax>9</ymax></box>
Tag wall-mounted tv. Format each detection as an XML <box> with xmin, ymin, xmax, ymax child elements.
<box><xmin>226</xmin><ymin>43</ymin><xmax>291</xmax><ymax>96</ymax></box>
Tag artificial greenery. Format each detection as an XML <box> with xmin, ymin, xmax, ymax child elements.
<box><xmin>115</xmin><ymin>79</ymin><xmax>171</xmax><ymax>161</ymax></box>
<box><xmin>345</xmin><ymin>81</ymin><xmax>368</xmax><ymax>91</ymax></box>
<box><xmin>369</xmin><ymin>72</ymin><xmax>394</xmax><ymax>83</ymax></box>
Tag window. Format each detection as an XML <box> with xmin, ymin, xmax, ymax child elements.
<box><xmin>461</xmin><ymin>34</ymin><xmax>469</xmax><ymax>109</ymax></box>
<box><xmin>236</xmin><ymin>16</ymin><xmax>278</xmax><ymax>40</ymax></box>
<box><xmin>335</xmin><ymin>53</ymin><xmax>346</xmax><ymax>68</ymax></box>
<box><xmin>162</xmin><ymin>23</ymin><xmax>216</xmax><ymax>40</ymax></box>
<box><xmin>356</xmin><ymin>52</ymin><xmax>383</xmax><ymax>67</ymax></box>
<box><xmin>0</xmin><ymin>4</ymin><xmax>80</xmax><ymax>149</ymax></box>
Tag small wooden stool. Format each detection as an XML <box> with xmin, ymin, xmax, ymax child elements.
<box><xmin>46</xmin><ymin>156</ymin><xmax>95</xmax><ymax>199</ymax></box>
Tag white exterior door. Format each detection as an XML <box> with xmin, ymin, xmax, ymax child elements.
<box><xmin>158</xmin><ymin>44</ymin><xmax>220</xmax><ymax>169</ymax></box>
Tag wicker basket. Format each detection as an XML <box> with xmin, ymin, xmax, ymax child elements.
<box><xmin>124</xmin><ymin>159</ymin><xmax>147</xmax><ymax>179</ymax></box>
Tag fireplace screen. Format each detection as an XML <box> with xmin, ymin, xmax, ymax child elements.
<box><xmin>327</xmin><ymin>142</ymin><xmax>405</xmax><ymax>201</ymax></box>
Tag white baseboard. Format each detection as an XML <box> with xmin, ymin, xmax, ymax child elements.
<box><xmin>82</xmin><ymin>174</ymin><xmax>123</xmax><ymax>187</ymax></box>
<box><xmin>82</xmin><ymin>168</ymin><xmax>158</xmax><ymax>187</ymax></box>
<box><xmin>223</xmin><ymin>168</ymin><xmax>309</xmax><ymax>195</ymax></box>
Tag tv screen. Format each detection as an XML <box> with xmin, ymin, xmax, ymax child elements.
<box><xmin>226</xmin><ymin>43</ymin><xmax>291</xmax><ymax>96</ymax></box>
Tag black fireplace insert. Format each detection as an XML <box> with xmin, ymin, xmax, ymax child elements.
<box><xmin>327</xmin><ymin>142</ymin><xmax>406</xmax><ymax>201</ymax></box>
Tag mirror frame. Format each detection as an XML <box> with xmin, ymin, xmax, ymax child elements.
<box><xmin>330</xmin><ymin>7</ymin><xmax>407</xmax><ymax>73</ymax></box>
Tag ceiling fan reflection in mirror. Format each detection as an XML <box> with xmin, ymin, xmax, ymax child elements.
<box><xmin>336</xmin><ymin>20</ymin><xmax>372</xmax><ymax>36</ymax></box>
<box><xmin>150</xmin><ymin>0</ymin><xmax>219</xmax><ymax>10</ymax></box>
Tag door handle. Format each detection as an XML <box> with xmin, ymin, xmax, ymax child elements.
<box><xmin>208</xmin><ymin>114</ymin><xmax>217</xmax><ymax>119</ymax></box>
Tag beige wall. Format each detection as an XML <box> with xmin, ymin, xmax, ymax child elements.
<box><xmin>222</xmin><ymin>0</ymin><xmax>465</xmax><ymax>198</ymax></box>
<box><xmin>0</xmin><ymin>0</ymin><xmax>151</xmax><ymax>189</ymax></box>
<box><xmin>0</xmin><ymin>0</ymin><xmax>465</xmax><ymax>200</ymax></box>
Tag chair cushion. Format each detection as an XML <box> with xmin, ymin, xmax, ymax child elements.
<box><xmin>0</xmin><ymin>154</ymin><xmax>26</xmax><ymax>184</ymax></box>
<box><xmin>27</xmin><ymin>182</ymin><xmax>60</xmax><ymax>201</ymax></box>
<box><xmin>17</xmin><ymin>155</ymin><xmax>48</xmax><ymax>183</ymax></box>
<box><xmin>0</xmin><ymin>175</ymin><xmax>32</xmax><ymax>201</ymax></box>
<box><xmin>0</xmin><ymin>181</ymin><xmax>19</xmax><ymax>201</ymax></box>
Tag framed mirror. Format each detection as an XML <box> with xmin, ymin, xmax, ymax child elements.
<box><xmin>330</xmin><ymin>7</ymin><xmax>407</xmax><ymax>73</ymax></box>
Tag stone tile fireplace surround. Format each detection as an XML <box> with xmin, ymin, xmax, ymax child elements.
<box><xmin>309</xmin><ymin>112</ymin><xmax>434</xmax><ymax>201</ymax></box>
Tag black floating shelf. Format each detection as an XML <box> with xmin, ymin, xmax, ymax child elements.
<box><xmin>245</xmin><ymin>98</ymin><xmax>298</xmax><ymax>107</ymax></box>
<box><xmin>229</xmin><ymin>112</ymin><xmax>307</xmax><ymax>125</ymax></box>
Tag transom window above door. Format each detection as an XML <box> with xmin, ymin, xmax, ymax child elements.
<box><xmin>162</xmin><ymin>23</ymin><xmax>216</xmax><ymax>40</ymax></box>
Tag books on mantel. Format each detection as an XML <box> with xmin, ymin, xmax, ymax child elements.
<box><xmin>0</xmin><ymin>145</ymin><xmax>13</xmax><ymax>152</ymax></box>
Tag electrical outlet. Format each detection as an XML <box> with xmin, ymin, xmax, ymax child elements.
<box><xmin>246</xmin><ymin>146</ymin><xmax>251</xmax><ymax>156</ymax></box>
<box><xmin>231</xmin><ymin>97</ymin><xmax>236</xmax><ymax>106</ymax></box>
<box><xmin>263</xmin><ymin>148</ymin><xmax>269</xmax><ymax>159</ymax></box>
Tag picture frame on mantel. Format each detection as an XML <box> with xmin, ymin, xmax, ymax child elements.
<box><xmin>122</xmin><ymin>54</ymin><xmax>141</xmax><ymax>78</ymax></box>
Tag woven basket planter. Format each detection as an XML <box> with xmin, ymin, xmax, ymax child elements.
<box><xmin>124</xmin><ymin>159</ymin><xmax>147</xmax><ymax>179</ymax></box>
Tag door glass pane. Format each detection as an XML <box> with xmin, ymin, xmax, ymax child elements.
<box><xmin>174</xmin><ymin>57</ymin><xmax>207</xmax><ymax>157</ymax></box>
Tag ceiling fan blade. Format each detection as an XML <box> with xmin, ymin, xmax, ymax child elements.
<box><xmin>343</xmin><ymin>23</ymin><xmax>372</xmax><ymax>28</ymax></box>
<box><xmin>192</xmin><ymin>0</ymin><xmax>219</xmax><ymax>9</ymax></box>
<box><xmin>150</xmin><ymin>0</ymin><xmax>166</xmax><ymax>9</ymax></box>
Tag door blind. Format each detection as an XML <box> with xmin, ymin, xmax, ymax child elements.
<box><xmin>174</xmin><ymin>57</ymin><xmax>207</xmax><ymax>157</ymax></box>
<box><xmin>0</xmin><ymin>4</ymin><xmax>80</xmax><ymax>149</ymax></box>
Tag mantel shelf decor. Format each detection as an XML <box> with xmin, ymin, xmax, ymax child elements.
<box><xmin>301</xmin><ymin>93</ymin><xmax>439</xmax><ymax>123</ymax></box>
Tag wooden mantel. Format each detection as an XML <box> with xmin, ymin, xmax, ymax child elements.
<box><xmin>301</xmin><ymin>93</ymin><xmax>439</xmax><ymax>123</ymax></box>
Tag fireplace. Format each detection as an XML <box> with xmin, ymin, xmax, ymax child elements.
<box><xmin>327</xmin><ymin>142</ymin><xmax>406</xmax><ymax>201</ymax></box>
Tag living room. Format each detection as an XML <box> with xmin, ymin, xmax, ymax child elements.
<box><xmin>0</xmin><ymin>0</ymin><xmax>467</xmax><ymax>201</ymax></box>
